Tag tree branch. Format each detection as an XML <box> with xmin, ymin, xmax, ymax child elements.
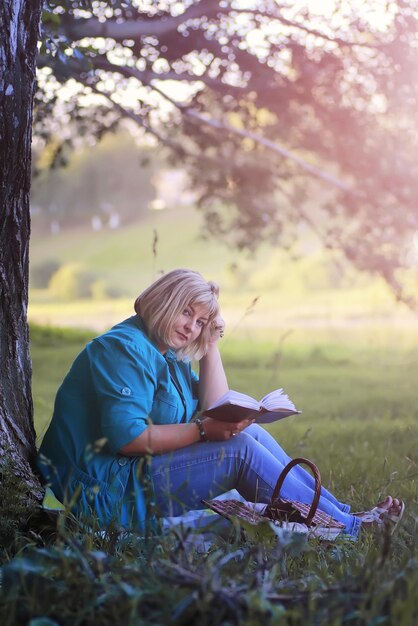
<box><xmin>91</xmin><ymin>55</ymin><xmax>239</xmax><ymax>93</ymax></box>
<box><xmin>60</xmin><ymin>2</ymin><xmax>378</xmax><ymax>50</ymax></box>
<box><xmin>61</xmin><ymin>3</ymin><xmax>226</xmax><ymax>40</ymax></box>
<box><xmin>148</xmin><ymin>82</ymin><xmax>355</xmax><ymax>193</ymax></box>
<box><xmin>78</xmin><ymin>80</ymin><xmax>189</xmax><ymax>157</ymax></box>
<box><xmin>247</xmin><ymin>10</ymin><xmax>382</xmax><ymax>49</ymax></box>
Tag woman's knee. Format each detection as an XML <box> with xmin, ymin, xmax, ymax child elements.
<box><xmin>244</xmin><ymin>423</ymin><xmax>287</xmax><ymax>455</ymax></box>
<box><xmin>224</xmin><ymin>430</ymin><xmax>268</xmax><ymax>465</ymax></box>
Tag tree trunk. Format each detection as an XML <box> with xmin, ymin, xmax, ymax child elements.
<box><xmin>0</xmin><ymin>1</ymin><xmax>44</xmax><ymax>503</ymax></box>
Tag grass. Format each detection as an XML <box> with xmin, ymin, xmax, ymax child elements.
<box><xmin>1</xmin><ymin>323</ymin><xmax>417</xmax><ymax>625</ymax></box>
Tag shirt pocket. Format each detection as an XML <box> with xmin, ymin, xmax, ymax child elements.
<box><xmin>68</xmin><ymin>461</ymin><xmax>130</xmax><ymax>526</ymax></box>
<box><xmin>150</xmin><ymin>388</ymin><xmax>181</xmax><ymax>424</ymax></box>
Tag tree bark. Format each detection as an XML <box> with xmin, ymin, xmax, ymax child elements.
<box><xmin>0</xmin><ymin>0</ymin><xmax>44</xmax><ymax>502</ymax></box>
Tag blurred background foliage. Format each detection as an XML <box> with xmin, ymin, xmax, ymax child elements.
<box><xmin>33</xmin><ymin>0</ymin><xmax>418</xmax><ymax>309</ymax></box>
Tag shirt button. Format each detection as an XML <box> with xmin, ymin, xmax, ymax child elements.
<box><xmin>118</xmin><ymin>457</ymin><xmax>128</xmax><ymax>466</ymax></box>
<box><xmin>121</xmin><ymin>387</ymin><xmax>131</xmax><ymax>396</ymax></box>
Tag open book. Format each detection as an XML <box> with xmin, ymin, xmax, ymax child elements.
<box><xmin>204</xmin><ymin>388</ymin><xmax>301</xmax><ymax>424</ymax></box>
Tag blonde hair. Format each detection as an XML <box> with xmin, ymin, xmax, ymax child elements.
<box><xmin>134</xmin><ymin>269</ymin><xmax>220</xmax><ymax>360</ymax></box>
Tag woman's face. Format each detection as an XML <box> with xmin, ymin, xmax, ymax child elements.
<box><xmin>164</xmin><ymin>302</ymin><xmax>209</xmax><ymax>352</ymax></box>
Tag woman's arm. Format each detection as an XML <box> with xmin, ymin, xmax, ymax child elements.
<box><xmin>198</xmin><ymin>315</ymin><xmax>229</xmax><ymax>411</ymax></box>
<box><xmin>120</xmin><ymin>422</ymin><xmax>201</xmax><ymax>455</ymax></box>
<box><xmin>119</xmin><ymin>415</ymin><xmax>253</xmax><ymax>455</ymax></box>
<box><xmin>198</xmin><ymin>344</ymin><xmax>228</xmax><ymax>411</ymax></box>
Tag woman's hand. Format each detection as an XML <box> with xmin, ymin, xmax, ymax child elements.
<box><xmin>207</xmin><ymin>314</ymin><xmax>225</xmax><ymax>348</ymax></box>
<box><xmin>201</xmin><ymin>416</ymin><xmax>254</xmax><ymax>441</ymax></box>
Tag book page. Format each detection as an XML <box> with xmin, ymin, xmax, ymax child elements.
<box><xmin>208</xmin><ymin>389</ymin><xmax>260</xmax><ymax>411</ymax></box>
<box><xmin>261</xmin><ymin>388</ymin><xmax>296</xmax><ymax>411</ymax></box>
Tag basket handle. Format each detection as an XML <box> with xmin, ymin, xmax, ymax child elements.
<box><xmin>271</xmin><ymin>457</ymin><xmax>321</xmax><ymax>527</ymax></box>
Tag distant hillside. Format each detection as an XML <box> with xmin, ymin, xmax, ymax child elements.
<box><xmin>30</xmin><ymin>204</ymin><xmax>239</xmax><ymax>295</ymax></box>
<box><xmin>28</xmin><ymin>202</ymin><xmax>412</xmax><ymax>332</ymax></box>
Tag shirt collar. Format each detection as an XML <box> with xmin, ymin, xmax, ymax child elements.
<box><xmin>164</xmin><ymin>349</ymin><xmax>177</xmax><ymax>362</ymax></box>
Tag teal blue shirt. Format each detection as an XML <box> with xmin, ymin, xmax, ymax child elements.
<box><xmin>37</xmin><ymin>315</ymin><xmax>199</xmax><ymax>530</ymax></box>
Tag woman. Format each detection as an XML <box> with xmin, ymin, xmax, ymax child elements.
<box><xmin>38</xmin><ymin>269</ymin><xmax>404</xmax><ymax>537</ymax></box>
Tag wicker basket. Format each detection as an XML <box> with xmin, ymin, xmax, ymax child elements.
<box><xmin>203</xmin><ymin>457</ymin><xmax>345</xmax><ymax>532</ymax></box>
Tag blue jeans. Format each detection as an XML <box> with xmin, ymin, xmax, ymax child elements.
<box><xmin>149</xmin><ymin>424</ymin><xmax>361</xmax><ymax>538</ymax></box>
